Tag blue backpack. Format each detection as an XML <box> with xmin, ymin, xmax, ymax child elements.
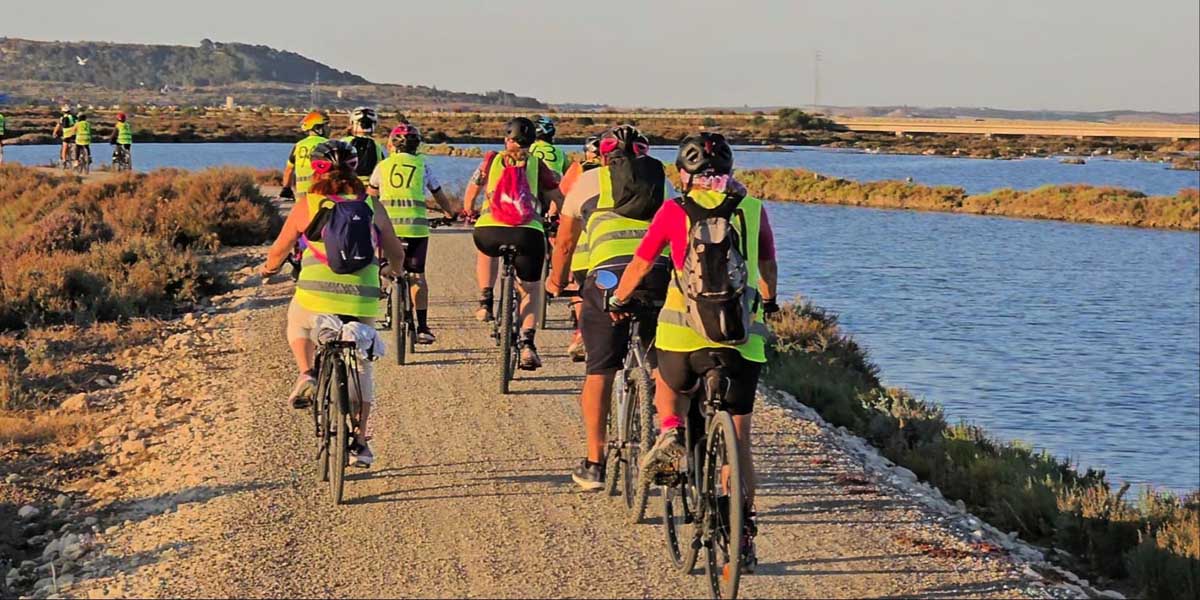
<box><xmin>304</xmin><ymin>194</ymin><xmax>379</xmax><ymax>275</ymax></box>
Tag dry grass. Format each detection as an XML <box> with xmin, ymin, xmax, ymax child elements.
<box><xmin>0</xmin><ymin>412</ymin><xmax>96</xmax><ymax>447</ymax></box>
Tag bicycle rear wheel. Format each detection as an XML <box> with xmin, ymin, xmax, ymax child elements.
<box><xmin>623</xmin><ymin>366</ymin><xmax>654</xmax><ymax>522</ymax></box>
<box><xmin>497</xmin><ymin>273</ymin><xmax>515</xmax><ymax>394</ymax></box>
<box><xmin>329</xmin><ymin>359</ymin><xmax>349</xmax><ymax>505</ymax></box>
<box><xmin>392</xmin><ymin>281</ymin><xmax>406</xmax><ymax>365</ymax></box>
<box><xmin>315</xmin><ymin>362</ymin><xmax>331</xmax><ymax>483</ymax></box>
<box><xmin>704</xmin><ymin>411</ymin><xmax>743</xmax><ymax>599</ymax></box>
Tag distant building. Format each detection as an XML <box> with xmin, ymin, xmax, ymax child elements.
<box><xmin>225</xmin><ymin>96</ymin><xmax>235</xmax><ymax>110</ymax></box>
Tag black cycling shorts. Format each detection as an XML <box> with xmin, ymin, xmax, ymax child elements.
<box><xmin>571</xmin><ymin>270</ymin><xmax>587</xmax><ymax>289</ymax></box>
<box><xmin>400</xmin><ymin>236</ymin><xmax>429</xmax><ymax>274</ymax></box>
<box><xmin>579</xmin><ymin>274</ymin><xmax>664</xmax><ymax>376</ymax></box>
<box><xmin>472</xmin><ymin>226</ymin><xmax>546</xmax><ymax>283</ymax></box>
<box><xmin>657</xmin><ymin>348</ymin><xmax>762</xmax><ymax>416</ymax></box>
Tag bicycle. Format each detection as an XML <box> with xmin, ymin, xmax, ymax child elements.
<box><xmin>378</xmin><ymin>216</ymin><xmax>456</xmax><ymax>365</ymax></box>
<box><xmin>74</xmin><ymin>145</ymin><xmax>92</xmax><ymax>175</ymax></box>
<box><xmin>654</xmin><ymin>353</ymin><xmax>751</xmax><ymax>599</ymax></box>
<box><xmin>593</xmin><ymin>270</ymin><xmax>659</xmax><ymax>524</ymax></box>
<box><xmin>309</xmin><ymin>332</ymin><xmax>368</xmax><ymax>506</ymax></box>
<box><xmin>492</xmin><ymin>245</ymin><xmax>522</xmax><ymax>394</ymax></box>
<box><xmin>60</xmin><ymin>142</ymin><xmax>76</xmax><ymax>171</ymax></box>
<box><xmin>538</xmin><ymin>216</ymin><xmax>560</xmax><ymax>329</ymax></box>
<box><xmin>111</xmin><ymin>145</ymin><xmax>132</xmax><ymax>172</ymax></box>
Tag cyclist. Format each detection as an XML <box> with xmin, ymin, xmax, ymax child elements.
<box><xmin>529</xmin><ymin>115</ymin><xmax>568</xmax><ymax>175</ymax></box>
<box><xmin>282</xmin><ymin>110</ymin><xmax>331</xmax><ymax>201</ymax></box>
<box><xmin>462</xmin><ymin>117</ymin><xmax>563</xmax><ymax>370</ymax></box>
<box><xmin>53</xmin><ymin>106</ymin><xmax>77</xmax><ymax>167</ymax></box>
<box><xmin>261</xmin><ymin>140</ymin><xmax>408</xmax><ymax>468</ymax></box>
<box><xmin>109</xmin><ymin>112</ymin><xmax>133</xmax><ymax>168</ymax></box>
<box><xmin>548</xmin><ymin>125</ymin><xmax>673</xmax><ymax>489</ymax></box>
<box><xmin>560</xmin><ymin>135</ymin><xmax>603</xmax><ymax>361</ymax></box>
<box><xmin>607</xmin><ymin>133</ymin><xmax>779</xmax><ymax>564</ymax></box>
<box><xmin>342</xmin><ymin>107</ymin><xmax>385</xmax><ymax>185</ymax></box>
<box><xmin>71</xmin><ymin>112</ymin><xmax>93</xmax><ymax>169</ymax></box>
<box><xmin>368</xmin><ymin>123</ymin><xmax>458</xmax><ymax>344</ymax></box>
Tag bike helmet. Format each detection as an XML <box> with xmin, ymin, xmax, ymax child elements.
<box><xmin>350</xmin><ymin>107</ymin><xmax>377</xmax><ymax>133</ymax></box>
<box><xmin>389</xmin><ymin>123</ymin><xmax>422</xmax><ymax>154</ymax></box>
<box><xmin>76</xmin><ymin>112</ymin><xmax>88</xmax><ymax>121</ymax></box>
<box><xmin>599</xmin><ymin>124</ymin><xmax>649</xmax><ymax>157</ymax></box>
<box><xmin>116</xmin><ymin>112</ymin><xmax>127</xmax><ymax>122</ymax></box>
<box><xmin>533</xmin><ymin>115</ymin><xmax>556</xmax><ymax>141</ymax></box>
<box><xmin>676</xmin><ymin>132</ymin><xmax>733</xmax><ymax>175</ymax></box>
<box><xmin>60</xmin><ymin>105</ymin><xmax>73</xmax><ymax>114</ymax></box>
<box><xmin>583</xmin><ymin>135</ymin><xmax>601</xmax><ymax>156</ymax></box>
<box><xmin>309</xmin><ymin>139</ymin><xmax>359</xmax><ymax>176</ymax></box>
<box><xmin>300</xmin><ymin>110</ymin><xmax>330</xmax><ymax>134</ymax></box>
<box><xmin>504</xmin><ymin>117</ymin><xmax>536</xmax><ymax>148</ymax></box>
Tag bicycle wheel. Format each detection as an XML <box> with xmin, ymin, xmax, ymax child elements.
<box><xmin>603</xmin><ymin>381</ymin><xmax>623</xmax><ymax>496</ymax></box>
<box><xmin>623</xmin><ymin>366</ymin><xmax>655</xmax><ymax>522</ymax></box>
<box><xmin>662</xmin><ymin>475</ymin><xmax>700</xmax><ymax>574</ymax></box>
<box><xmin>315</xmin><ymin>362</ymin><xmax>331</xmax><ymax>483</ymax></box>
<box><xmin>704</xmin><ymin>411</ymin><xmax>743</xmax><ymax>599</ymax></box>
<box><xmin>497</xmin><ymin>273</ymin><xmax>515</xmax><ymax>394</ymax></box>
<box><xmin>329</xmin><ymin>358</ymin><xmax>349</xmax><ymax>505</ymax></box>
<box><xmin>392</xmin><ymin>280</ymin><xmax>406</xmax><ymax>365</ymax></box>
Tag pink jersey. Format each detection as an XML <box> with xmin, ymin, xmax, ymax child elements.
<box><xmin>635</xmin><ymin>197</ymin><xmax>776</xmax><ymax>269</ymax></box>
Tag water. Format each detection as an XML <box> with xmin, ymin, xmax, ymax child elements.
<box><xmin>7</xmin><ymin>142</ymin><xmax>1198</xmax><ymax>195</ymax></box>
<box><xmin>6</xmin><ymin>142</ymin><xmax>1199</xmax><ymax>490</ymax></box>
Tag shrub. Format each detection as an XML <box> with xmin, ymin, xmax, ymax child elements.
<box><xmin>701</xmin><ymin>117</ymin><xmax>718</xmax><ymax>127</ymax></box>
<box><xmin>575</xmin><ymin>116</ymin><xmax>595</xmax><ymax>126</ymax></box>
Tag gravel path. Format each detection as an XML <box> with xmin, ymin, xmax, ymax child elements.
<box><xmin>70</xmin><ymin>229</ymin><xmax>1043</xmax><ymax>599</ymax></box>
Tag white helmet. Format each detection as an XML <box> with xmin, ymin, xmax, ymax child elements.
<box><xmin>350</xmin><ymin>107</ymin><xmax>378</xmax><ymax>133</ymax></box>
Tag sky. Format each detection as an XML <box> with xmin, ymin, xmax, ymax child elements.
<box><xmin>3</xmin><ymin>0</ymin><xmax>1198</xmax><ymax>112</ymax></box>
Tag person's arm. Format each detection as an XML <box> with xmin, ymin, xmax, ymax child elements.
<box><xmin>547</xmin><ymin>215</ymin><xmax>582</xmax><ymax>296</ymax></box>
<box><xmin>543</xmin><ymin>188</ymin><xmax>564</xmax><ymax>218</ymax></box>
<box><xmin>757</xmin><ymin>207</ymin><xmax>779</xmax><ymax>313</ymax></box>
<box><xmin>372</xmin><ymin>199</ymin><xmax>407</xmax><ymax>272</ymax></box>
<box><xmin>262</xmin><ymin>200</ymin><xmax>307</xmax><ymax>275</ymax></box>
<box><xmin>423</xmin><ymin>165</ymin><xmax>456</xmax><ymax>217</ymax></box>
<box><xmin>282</xmin><ymin>148</ymin><xmax>297</xmax><ymax>189</ymax></box>
<box><xmin>367</xmin><ymin>164</ymin><xmax>383</xmax><ymax>199</ymax></box>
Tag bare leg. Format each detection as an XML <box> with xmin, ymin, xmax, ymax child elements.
<box><xmin>731</xmin><ymin>413</ymin><xmax>756</xmax><ymax>509</ymax></box>
<box><xmin>289</xmin><ymin>338</ymin><xmax>315</xmax><ymax>374</ymax></box>
<box><xmin>581</xmin><ymin>374</ymin><xmax>615</xmax><ymax>463</ymax></box>
<box><xmin>411</xmin><ymin>273</ymin><xmax>429</xmax><ymax>310</ymax></box>
<box><xmin>475</xmin><ymin>252</ymin><xmax>498</xmax><ymax>291</ymax></box>
<box><xmin>516</xmin><ymin>280</ymin><xmax>541</xmax><ymax>331</ymax></box>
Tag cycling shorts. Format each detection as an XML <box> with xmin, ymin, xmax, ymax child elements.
<box><xmin>285</xmin><ymin>297</ymin><xmax>376</xmax><ymax>404</ymax></box>
<box><xmin>657</xmin><ymin>348</ymin><xmax>761</xmax><ymax>416</ymax></box>
<box><xmin>399</xmin><ymin>236</ymin><xmax>429</xmax><ymax>274</ymax></box>
<box><xmin>579</xmin><ymin>265</ymin><xmax>669</xmax><ymax>375</ymax></box>
<box><xmin>472</xmin><ymin>227</ymin><xmax>545</xmax><ymax>283</ymax></box>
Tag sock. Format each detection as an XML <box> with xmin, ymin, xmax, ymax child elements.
<box><xmin>479</xmin><ymin>288</ymin><xmax>494</xmax><ymax>312</ymax></box>
<box><xmin>520</xmin><ymin>328</ymin><xmax>536</xmax><ymax>345</ymax></box>
<box><xmin>304</xmin><ymin>368</ymin><xmax>317</xmax><ymax>379</ymax></box>
<box><xmin>416</xmin><ymin>309</ymin><xmax>429</xmax><ymax>329</ymax></box>
<box><xmin>661</xmin><ymin>415</ymin><xmax>683</xmax><ymax>431</ymax></box>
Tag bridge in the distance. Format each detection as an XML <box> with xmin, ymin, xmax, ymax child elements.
<box><xmin>832</xmin><ymin>117</ymin><xmax>1200</xmax><ymax>140</ymax></box>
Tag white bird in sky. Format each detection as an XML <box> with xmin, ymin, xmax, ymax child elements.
<box><xmin>75</xmin><ymin>56</ymin><xmax>89</xmax><ymax>66</ymax></box>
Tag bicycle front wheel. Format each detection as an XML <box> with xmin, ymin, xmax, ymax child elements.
<box><xmin>704</xmin><ymin>411</ymin><xmax>743</xmax><ymax>599</ymax></box>
<box><xmin>329</xmin><ymin>359</ymin><xmax>349</xmax><ymax>505</ymax></box>
<box><xmin>624</xmin><ymin>366</ymin><xmax>654</xmax><ymax>522</ymax></box>
<box><xmin>603</xmin><ymin>381</ymin><xmax>623</xmax><ymax>496</ymax></box>
<box><xmin>497</xmin><ymin>273</ymin><xmax>515</xmax><ymax>394</ymax></box>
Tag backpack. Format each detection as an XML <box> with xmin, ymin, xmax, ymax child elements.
<box><xmin>675</xmin><ymin>193</ymin><xmax>756</xmax><ymax>345</ymax></box>
<box><xmin>346</xmin><ymin>136</ymin><xmax>381</xmax><ymax>178</ymax></box>
<box><xmin>608</xmin><ymin>153</ymin><xmax>666</xmax><ymax>221</ymax></box>
<box><xmin>303</xmin><ymin>194</ymin><xmax>379</xmax><ymax>275</ymax></box>
<box><xmin>488</xmin><ymin>152</ymin><xmax>538</xmax><ymax>226</ymax></box>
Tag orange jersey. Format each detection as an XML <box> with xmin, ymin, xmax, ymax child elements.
<box><xmin>559</xmin><ymin>161</ymin><xmax>584</xmax><ymax>196</ymax></box>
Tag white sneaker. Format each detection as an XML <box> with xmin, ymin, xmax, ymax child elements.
<box><xmin>289</xmin><ymin>374</ymin><xmax>316</xmax><ymax>409</ymax></box>
<box><xmin>350</xmin><ymin>441</ymin><xmax>374</xmax><ymax>468</ymax></box>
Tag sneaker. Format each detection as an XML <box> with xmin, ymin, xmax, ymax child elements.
<box><xmin>416</xmin><ymin>328</ymin><xmax>436</xmax><ymax>345</ymax></box>
<box><xmin>475</xmin><ymin>306</ymin><xmax>494</xmax><ymax>322</ymax></box>
<box><xmin>571</xmin><ymin>459</ymin><xmax>606</xmax><ymax>491</ymax></box>
<box><xmin>349</xmin><ymin>441</ymin><xmax>374</xmax><ymax>468</ymax></box>
<box><xmin>640</xmin><ymin>427</ymin><xmax>685</xmax><ymax>479</ymax></box>
<box><xmin>567</xmin><ymin>333</ymin><xmax>586</xmax><ymax>363</ymax></box>
<box><xmin>289</xmin><ymin>374</ymin><xmax>316</xmax><ymax>409</ymax></box>
<box><xmin>518</xmin><ymin>341</ymin><xmax>542</xmax><ymax>371</ymax></box>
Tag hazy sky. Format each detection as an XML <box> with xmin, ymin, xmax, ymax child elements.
<box><xmin>4</xmin><ymin>0</ymin><xmax>1198</xmax><ymax>112</ymax></box>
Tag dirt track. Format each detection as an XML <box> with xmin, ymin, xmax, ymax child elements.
<box><xmin>62</xmin><ymin>229</ymin><xmax>1046</xmax><ymax>599</ymax></box>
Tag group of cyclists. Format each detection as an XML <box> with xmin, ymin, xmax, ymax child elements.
<box><xmin>52</xmin><ymin>105</ymin><xmax>134</xmax><ymax>171</ymax></box>
<box><xmin>260</xmin><ymin>108</ymin><xmax>780</xmax><ymax>569</ymax></box>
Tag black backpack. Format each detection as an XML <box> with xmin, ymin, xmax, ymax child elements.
<box><xmin>608</xmin><ymin>153</ymin><xmax>666</xmax><ymax>221</ymax></box>
<box><xmin>347</xmin><ymin>136</ymin><xmax>381</xmax><ymax>179</ymax></box>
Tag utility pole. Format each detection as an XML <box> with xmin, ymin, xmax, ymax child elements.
<box><xmin>310</xmin><ymin>71</ymin><xmax>320</xmax><ymax>108</ymax></box>
<box><xmin>813</xmin><ymin>50</ymin><xmax>822</xmax><ymax>110</ymax></box>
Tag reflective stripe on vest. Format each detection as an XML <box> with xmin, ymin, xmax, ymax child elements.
<box><xmin>475</xmin><ymin>152</ymin><xmax>544</xmax><ymax>232</ymax></box>
<box><xmin>530</xmin><ymin>140</ymin><xmax>567</xmax><ymax>175</ymax></box>
<box><xmin>293</xmin><ymin>193</ymin><xmax>381</xmax><ymax>317</ymax></box>
<box><xmin>570</xmin><ymin>228</ymin><xmax>590</xmax><ymax>272</ymax></box>
<box><xmin>581</xmin><ymin>166</ymin><xmax>666</xmax><ymax>272</ymax></box>
<box><xmin>378</xmin><ymin>153</ymin><xmax>430</xmax><ymax>237</ymax></box>
<box><xmin>74</xmin><ymin>121</ymin><xmax>92</xmax><ymax>145</ymax></box>
<box><xmin>654</xmin><ymin>194</ymin><xmax>768</xmax><ymax>363</ymax></box>
<box><xmin>116</xmin><ymin>122</ymin><xmax>133</xmax><ymax>145</ymax></box>
<box><xmin>291</xmin><ymin>135</ymin><xmax>327</xmax><ymax>196</ymax></box>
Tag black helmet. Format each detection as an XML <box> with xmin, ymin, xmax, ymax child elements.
<box><xmin>534</xmin><ymin>115</ymin><xmax>556</xmax><ymax>141</ymax></box>
<box><xmin>600</xmin><ymin>124</ymin><xmax>645</xmax><ymax>156</ymax></box>
<box><xmin>309</xmin><ymin>139</ymin><xmax>359</xmax><ymax>175</ymax></box>
<box><xmin>584</xmin><ymin>135</ymin><xmax>601</xmax><ymax>155</ymax></box>
<box><xmin>504</xmin><ymin>117</ymin><xmax>536</xmax><ymax>148</ymax></box>
<box><xmin>676</xmin><ymin>132</ymin><xmax>733</xmax><ymax>175</ymax></box>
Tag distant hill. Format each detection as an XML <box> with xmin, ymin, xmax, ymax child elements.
<box><xmin>666</xmin><ymin>104</ymin><xmax>1199</xmax><ymax>125</ymax></box>
<box><xmin>0</xmin><ymin>38</ymin><xmax>367</xmax><ymax>88</ymax></box>
<box><xmin>0</xmin><ymin>38</ymin><xmax>544</xmax><ymax>110</ymax></box>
